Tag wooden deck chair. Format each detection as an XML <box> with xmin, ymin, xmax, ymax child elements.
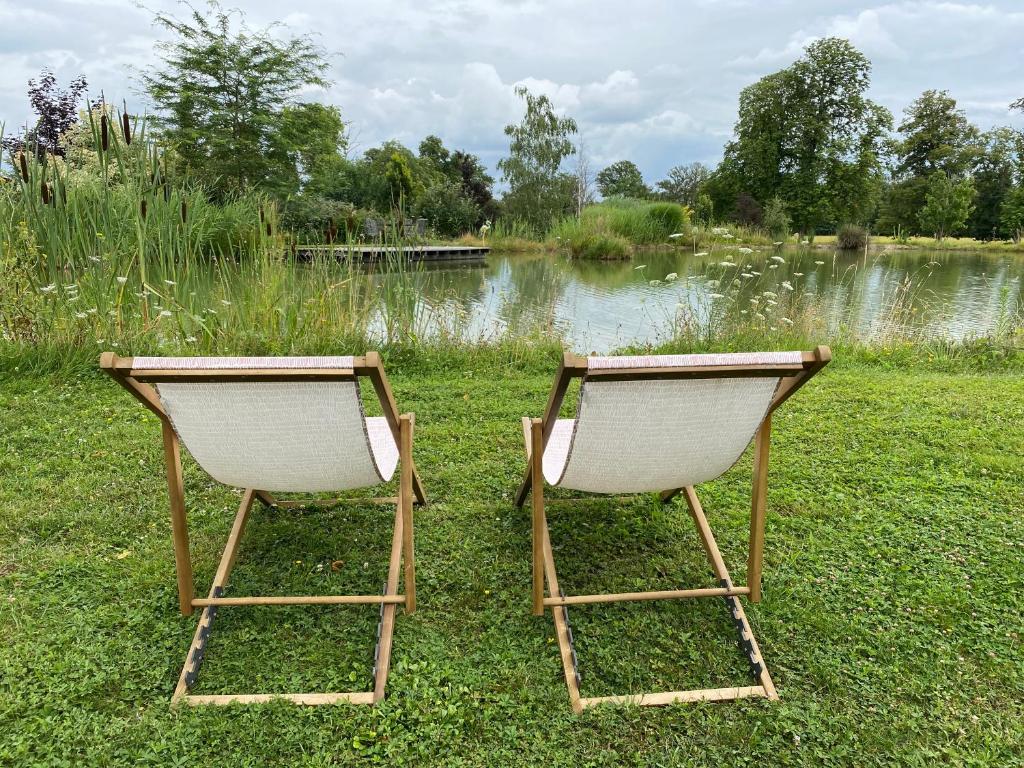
<box><xmin>515</xmin><ymin>347</ymin><xmax>830</xmax><ymax>712</ymax></box>
<box><xmin>100</xmin><ymin>352</ymin><xmax>426</xmax><ymax>707</ymax></box>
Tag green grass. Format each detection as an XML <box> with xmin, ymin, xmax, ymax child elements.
<box><xmin>813</xmin><ymin>234</ymin><xmax>1024</xmax><ymax>254</ymax></box>
<box><xmin>1</xmin><ymin>346</ymin><xmax>1023</xmax><ymax>765</ymax></box>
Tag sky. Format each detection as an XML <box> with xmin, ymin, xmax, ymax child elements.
<box><xmin>3</xmin><ymin>0</ymin><xmax>1022</xmax><ymax>186</ymax></box>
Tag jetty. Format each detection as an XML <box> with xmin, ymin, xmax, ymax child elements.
<box><xmin>297</xmin><ymin>244</ymin><xmax>490</xmax><ymax>263</ymax></box>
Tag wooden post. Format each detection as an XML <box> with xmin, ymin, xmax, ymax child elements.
<box><xmin>161</xmin><ymin>420</ymin><xmax>194</xmax><ymax>616</ymax></box>
<box><xmin>748</xmin><ymin>416</ymin><xmax>772</xmax><ymax>603</ymax></box>
<box><xmin>399</xmin><ymin>414</ymin><xmax>415</xmax><ymax>614</ymax></box>
<box><xmin>531</xmin><ymin>418</ymin><xmax>545</xmax><ymax>616</ymax></box>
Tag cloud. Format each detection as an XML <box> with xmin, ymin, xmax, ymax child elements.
<box><xmin>1</xmin><ymin>0</ymin><xmax>1021</xmax><ymax>186</ymax></box>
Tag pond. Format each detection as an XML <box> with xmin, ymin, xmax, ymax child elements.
<box><xmin>358</xmin><ymin>247</ymin><xmax>1024</xmax><ymax>351</ymax></box>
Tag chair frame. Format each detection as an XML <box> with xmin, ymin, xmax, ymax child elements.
<box><xmin>101</xmin><ymin>351</ymin><xmax>426</xmax><ymax>707</ymax></box>
<box><xmin>515</xmin><ymin>346</ymin><xmax>831</xmax><ymax>712</ymax></box>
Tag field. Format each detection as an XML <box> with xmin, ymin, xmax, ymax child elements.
<box><xmin>2</xmin><ymin>346</ymin><xmax>1022</xmax><ymax>766</ymax></box>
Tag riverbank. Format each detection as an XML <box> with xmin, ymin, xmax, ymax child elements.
<box><xmin>1</xmin><ymin>347</ymin><xmax>1022</xmax><ymax>766</ymax></box>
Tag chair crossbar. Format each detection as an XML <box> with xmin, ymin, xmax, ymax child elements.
<box><xmin>191</xmin><ymin>594</ymin><xmax>406</xmax><ymax>607</ymax></box>
<box><xmin>544</xmin><ymin>585</ymin><xmax>751</xmax><ymax>607</ymax></box>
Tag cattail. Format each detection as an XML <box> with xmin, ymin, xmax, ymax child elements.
<box><xmin>41</xmin><ymin>182</ymin><xmax>52</xmax><ymax>205</ymax></box>
<box><xmin>258</xmin><ymin>205</ymin><xmax>265</xmax><ymax>223</ymax></box>
<box><xmin>19</xmin><ymin>153</ymin><xmax>29</xmax><ymax>183</ymax></box>
<box><xmin>100</xmin><ymin>115</ymin><xmax>109</xmax><ymax>151</ymax></box>
<box><xmin>163</xmin><ymin>183</ymin><xmax>171</xmax><ymax>203</ymax></box>
<box><xmin>140</xmin><ymin>198</ymin><xmax>148</xmax><ymax>220</ymax></box>
<box><xmin>266</xmin><ymin>222</ymin><xmax>272</xmax><ymax>238</ymax></box>
<box><xmin>180</xmin><ymin>200</ymin><xmax>188</xmax><ymax>223</ymax></box>
<box><xmin>122</xmin><ymin>112</ymin><xmax>132</xmax><ymax>145</ymax></box>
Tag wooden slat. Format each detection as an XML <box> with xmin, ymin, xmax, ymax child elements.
<box><xmin>579</xmin><ymin>685</ymin><xmax>768</xmax><ymax>709</ymax></box>
<box><xmin>544</xmin><ymin>585</ymin><xmax>750</xmax><ymax>607</ymax></box>
<box><xmin>399</xmin><ymin>414</ymin><xmax>415</xmax><ymax>614</ymax></box>
<box><xmin>191</xmin><ymin>594</ymin><xmax>405</xmax><ymax>607</ymax></box>
<box><xmin>162</xmin><ymin>421</ymin><xmax>194</xmax><ymax>616</ymax></box>
<box><xmin>531</xmin><ymin>418</ymin><xmax>545</xmax><ymax>615</ymax></box>
<box><xmin>540</xmin><ymin>513</ymin><xmax>584</xmax><ymax>714</ymax></box>
<box><xmin>747</xmin><ymin>419</ymin><xmax>771</xmax><ymax>603</ymax></box>
<box><xmin>584</xmin><ymin>363</ymin><xmax>805</xmax><ymax>382</ymax></box>
<box><xmin>267</xmin><ymin>496</ymin><xmax>399</xmax><ymax>509</ymax></box>
<box><xmin>182</xmin><ymin>692</ymin><xmax>375</xmax><ymax>706</ymax></box>
<box><xmin>372</xmin><ymin>502</ymin><xmax>405</xmax><ymax>702</ymax></box>
<box><xmin>171</xmin><ymin>489</ymin><xmax>255</xmax><ymax>704</ymax></box>
<box><xmin>129</xmin><ymin>369</ymin><xmax>355</xmax><ymax>382</ymax></box>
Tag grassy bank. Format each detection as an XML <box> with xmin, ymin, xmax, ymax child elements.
<box><xmin>812</xmin><ymin>234</ymin><xmax>1024</xmax><ymax>254</ymax></box>
<box><xmin>2</xmin><ymin>346</ymin><xmax>1022</xmax><ymax>766</ymax></box>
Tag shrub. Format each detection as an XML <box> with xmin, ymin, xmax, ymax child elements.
<box><xmin>644</xmin><ymin>202</ymin><xmax>689</xmax><ymax>239</ymax></box>
<box><xmin>762</xmin><ymin>197</ymin><xmax>790</xmax><ymax>241</ymax></box>
<box><xmin>416</xmin><ymin>181</ymin><xmax>481</xmax><ymax>238</ymax></box>
<box><xmin>281</xmin><ymin>196</ymin><xmax>365</xmax><ymax>243</ymax></box>
<box><xmin>565</xmin><ymin>230</ymin><xmax>631</xmax><ymax>259</ymax></box>
<box><xmin>837</xmin><ymin>223</ymin><xmax>869</xmax><ymax>250</ymax></box>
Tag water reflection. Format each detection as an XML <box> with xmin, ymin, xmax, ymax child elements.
<box><xmin>359</xmin><ymin>248</ymin><xmax>1023</xmax><ymax>350</ymax></box>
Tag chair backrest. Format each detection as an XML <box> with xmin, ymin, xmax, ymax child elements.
<box><xmin>552</xmin><ymin>351</ymin><xmax>810</xmax><ymax>494</ymax></box>
<box><xmin>125</xmin><ymin>356</ymin><xmax>387</xmax><ymax>492</ymax></box>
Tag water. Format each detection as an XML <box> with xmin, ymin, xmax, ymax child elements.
<box><xmin>359</xmin><ymin>247</ymin><xmax>1023</xmax><ymax>351</ymax></box>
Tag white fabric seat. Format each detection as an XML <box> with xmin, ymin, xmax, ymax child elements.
<box><xmin>130</xmin><ymin>356</ymin><xmax>399</xmax><ymax>493</ymax></box>
<box><xmin>542</xmin><ymin>351</ymin><xmax>803</xmax><ymax>494</ymax></box>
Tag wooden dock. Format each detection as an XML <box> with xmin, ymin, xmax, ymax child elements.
<box><xmin>297</xmin><ymin>244</ymin><xmax>490</xmax><ymax>263</ymax></box>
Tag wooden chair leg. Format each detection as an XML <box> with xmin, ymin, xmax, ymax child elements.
<box><xmin>748</xmin><ymin>416</ymin><xmax>772</xmax><ymax>603</ymax></box>
<box><xmin>399</xmin><ymin>414</ymin><xmax>416</xmax><ymax>614</ymax></box>
<box><xmin>161</xmin><ymin>421</ymin><xmax>193</xmax><ymax>616</ymax></box>
<box><xmin>530</xmin><ymin>418</ymin><xmax>545</xmax><ymax>616</ymax></box>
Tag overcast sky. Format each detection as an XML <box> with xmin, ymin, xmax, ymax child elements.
<box><xmin>3</xmin><ymin>1</ymin><xmax>1022</xmax><ymax>184</ymax></box>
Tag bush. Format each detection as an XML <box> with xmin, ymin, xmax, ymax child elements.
<box><xmin>837</xmin><ymin>223</ymin><xmax>869</xmax><ymax>250</ymax></box>
<box><xmin>644</xmin><ymin>202</ymin><xmax>689</xmax><ymax>239</ymax></box>
<box><xmin>572</xmin><ymin>199</ymin><xmax>690</xmax><ymax>244</ymax></box>
<box><xmin>762</xmin><ymin>197</ymin><xmax>790</xmax><ymax>241</ymax></box>
<box><xmin>416</xmin><ymin>181</ymin><xmax>480</xmax><ymax>238</ymax></box>
<box><xmin>565</xmin><ymin>230</ymin><xmax>631</xmax><ymax>259</ymax></box>
<box><xmin>281</xmin><ymin>196</ymin><xmax>366</xmax><ymax>243</ymax></box>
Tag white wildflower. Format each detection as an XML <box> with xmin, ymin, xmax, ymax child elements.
<box><xmin>768</xmin><ymin>264</ymin><xmax>778</xmax><ymax>269</ymax></box>
<box><xmin>164</xmin><ymin>279</ymin><xmax>176</xmax><ymax>286</ymax></box>
<box><xmin>668</xmin><ymin>232</ymin><xmax>686</xmax><ymax>239</ymax></box>
<box><xmin>772</xmin><ymin>241</ymin><xmax>784</xmax><ymax>247</ymax></box>
<box><xmin>738</xmin><ymin>247</ymin><xmax>753</xmax><ymax>255</ymax></box>
<box><xmin>159</xmin><ymin>310</ymin><xmax>172</xmax><ymax>318</ymax></box>
<box><xmin>793</xmin><ymin>272</ymin><xmax>804</xmax><ymax>277</ymax></box>
<box><xmin>709</xmin><ymin>293</ymin><xmax>725</xmax><ymax>299</ymax></box>
<box><xmin>75</xmin><ymin>312</ymin><xmax>88</xmax><ymax>319</ymax></box>
<box><xmin>665</xmin><ymin>272</ymin><xmax>678</xmax><ymax>281</ymax></box>
<box><xmin>751</xmin><ymin>270</ymin><xmax>762</xmax><ymax>276</ymax></box>
<box><xmin>40</xmin><ymin>284</ymin><xmax>57</xmax><ymax>294</ymax></box>
<box><xmin>781</xmin><ymin>281</ymin><xmax>794</xmax><ymax>291</ymax></box>
<box><xmin>741</xmin><ymin>273</ymin><xmax>754</xmax><ymax>278</ymax></box>
<box><xmin>220</xmin><ymin>300</ymin><xmax>231</xmax><ymax>306</ymax></box>
<box><xmin>694</xmin><ymin>252</ymin><xmax>709</xmax><ymax>257</ymax></box>
<box><xmin>116</xmin><ymin>276</ymin><xmax>128</xmax><ymax>285</ymax></box>
<box><xmin>762</xmin><ymin>291</ymin><xmax>778</xmax><ymax>299</ymax></box>
<box><xmin>634</xmin><ymin>265</ymin><xmax>647</xmax><ymax>270</ymax></box>
<box><xmin>649</xmin><ymin>279</ymin><xmax>661</xmax><ymax>286</ymax></box>
<box><xmin>719</xmin><ymin>261</ymin><xmax>736</xmax><ymax>268</ymax></box>
<box><xmin>781</xmin><ymin>317</ymin><xmax>794</xmax><ymax>325</ymax></box>
<box><xmin>770</xmin><ymin>255</ymin><xmax>785</xmax><ymax>263</ymax></box>
<box><xmin>814</xmin><ymin>260</ymin><xmax>825</xmax><ymax>265</ymax></box>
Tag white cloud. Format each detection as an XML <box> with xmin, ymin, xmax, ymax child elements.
<box><xmin>1</xmin><ymin>0</ymin><xmax>1022</xmax><ymax>186</ymax></box>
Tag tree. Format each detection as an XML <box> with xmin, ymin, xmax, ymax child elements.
<box><xmin>655</xmin><ymin>162</ymin><xmax>711</xmax><ymax>205</ymax></box>
<box><xmin>451</xmin><ymin>150</ymin><xmax>497</xmax><ymax>224</ymax></box>
<box><xmin>596</xmin><ymin>160</ymin><xmax>649</xmax><ymax>199</ymax></box>
<box><xmin>384</xmin><ymin>151</ymin><xmax>415</xmax><ymax>210</ymax></box>
<box><xmin>1001</xmin><ymin>186</ymin><xmax>1024</xmax><ymax>243</ymax></box>
<box><xmin>2</xmin><ymin>69</ymin><xmax>88</xmax><ymax>159</ymax></box>
<box><xmin>717</xmin><ymin>38</ymin><xmax>892</xmax><ymax>233</ymax></box>
<box><xmin>142</xmin><ymin>2</ymin><xmax>332</xmax><ymax>197</ymax></box>
<box><xmin>917</xmin><ymin>171</ymin><xmax>975</xmax><ymax>241</ymax></box>
<box><xmin>416</xmin><ymin>180</ymin><xmax>480</xmax><ymax>237</ymax></box>
<box><xmin>498</xmin><ymin>86</ymin><xmax>578</xmax><ymax>230</ymax></box>
<box><xmin>572</xmin><ymin>138</ymin><xmax>596</xmax><ymax>216</ymax></box>
<box><xmin>895</xmin><ymin>90</ymin><xmax>980</xmax><ymax>180</ymax></box>
<box><xmin>967</xmin><ymin>127</ymin><xmax>1022</xmax><ymax>239</ymax></box>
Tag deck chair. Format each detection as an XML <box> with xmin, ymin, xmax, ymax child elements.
<box><xmin>100</xmin><ymin>352</ymin><xmax>426</xmax><ymax>707</ymax></box>
<box><xmin>515</xmin><ymin>347</ymin><xmax>830</xmax><ymax>712</ymax></box>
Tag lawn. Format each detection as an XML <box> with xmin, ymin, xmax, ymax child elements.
<box><xmin>1</xmin><ymin>349</ymin><xmax>1022</xmax><ymax>766</ymax></box>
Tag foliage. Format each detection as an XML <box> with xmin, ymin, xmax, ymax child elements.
<box><xmin>280</xmin><ymin>195</ymin><xmax>365</xmax><ymax>243</ymax></box>
<box><xmin>735</xmin><ymin>192</ymin><xmax>763</xmax><ymax>227</ymax></box>
<box><xmin>894</xmin><ymin>90</ymin><xmax>980</xmax><ymax>180</ymax></box>
<box><xmin>0</xmin><ymin>222</ymin><xmax>45</xmax><ymax>342</ymax></box>
<box><xmin>762</xmin><ymin>197</ymin><xmax>790</xmax><ymax>240</ymax></box>
<box><xmin>715</xmin><ymin>38</ymin><xmax>892</xmax><ymax>234</ymax></box>
<box><xmin>968</xmin><ymin>128</ymin><xmax>1023</xmax><ymax>240</ymax></box>
<box><xmin>384</xmin><ymin>151</ymin><xmax>416</xmax><ymax>210</ymax></box>
<box><xmin>2</xmin><ymin>69</ymin><xmax>88</xmax><ymax>159</ymax></box>
<box><xmin>498</xmin><ymin>86</ymin><xmax>578</xmax><ymax>231</ymax></box>
<box><xmin>918</xmin><ymin>171</ymin><xmax>976</xmax><ymax>241</ymax></box>
<box><xmin>142</xmin><ymin>2</ymin><xmax>334</xmax><ymax>198</ymax></box>
<box><xmin>655</xmin><ymin>162</ymin><xmax>711</xmax><ymax>206</ymax></box>
<box><xmin>595</xmin><ymin>160</ymin><xmax>649</xmax><ymax>199</ymax></box>
<box><xmin>548</xmin><ymin>199</ymin><xmax>689</xmax><ymax>257</ymax></box>
<box><xmin>836</xmin><ymin>223</ymin><xmax>869</xmax><ymax>250</ymax></box>
<box><xmin>416</xmin><ymin>180</ymin><xmax>481</xmax><ymax>237</ymax></box>
<box><xmin>1001</xmin><ymin>186</ymin><xmax>1024</xmax><ymax>243</ymax></box>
